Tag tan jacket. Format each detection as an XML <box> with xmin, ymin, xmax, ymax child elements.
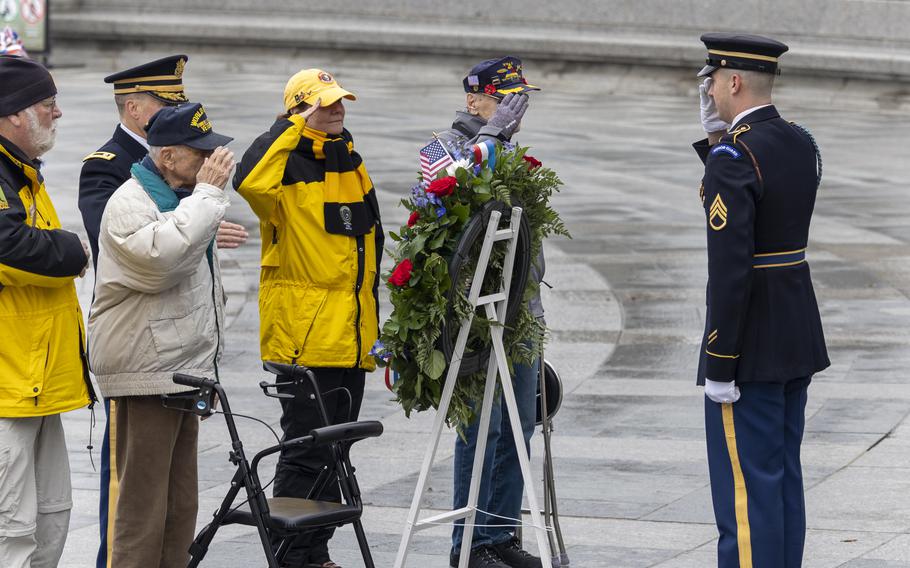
<box><xmin>88</xmin><ymin>176</ymin><xmax>227</xmax><ymax>397</ymax></box>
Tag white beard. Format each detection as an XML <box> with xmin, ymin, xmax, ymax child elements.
<box><xmin>24</xmin><ymin>106</ymin><xmax>57</xmax><ymax>157</ymax></box>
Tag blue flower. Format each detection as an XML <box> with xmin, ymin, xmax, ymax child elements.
<box><xmin>427</xmin><ymin>193</ymin><xmax>440</xmax><ymax>206</ymax></box>
<box><xmin>369</xmin><ymin>340</ymin><xmax>385</xmax><ymax>357</ymax></box>
<box><xmin>473</xmin><ymin>164</ymin><xmax>481</xmax><ymax>175</ymax></box>
<box><xmin>436</xmin><ymin>206</ymin><xmax>447</xmax><ymax>218</ymax></box>
<box><xmin>414</xmin><ymin>196</ymin><xmax>428</xmax><ymax>208</ymax></box>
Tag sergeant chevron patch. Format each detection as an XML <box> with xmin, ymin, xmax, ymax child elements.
<box><xmin>709</xmin><ymin>194</ymin><xmax>728</xmax><ymax>230</ymax></box>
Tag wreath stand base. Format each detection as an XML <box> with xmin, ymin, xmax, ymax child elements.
<box><xmin>393</xmin><ymin>207</ymin><xmax>552</xmax><ymax>568</ymax></box>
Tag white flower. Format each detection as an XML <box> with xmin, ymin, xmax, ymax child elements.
<box><xmin>445</xmin><ymin>159</ymin><xmax>472</xmax><ymax>177</ymax></box>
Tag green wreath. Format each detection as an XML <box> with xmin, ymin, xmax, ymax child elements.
<box><xmin>371</xmin><ymin>143</ymin><xmax>568</xmax><ymax>430</ymax></box>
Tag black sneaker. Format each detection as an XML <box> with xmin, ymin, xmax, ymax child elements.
<box><xmin>492</xmin><ymin>537</ymin><xmax>543</xmax><ymax>568</ymax></box>
<box><xmin>449</xmin><ymin>545</ymin><xmax>511</xmax><ymax>568</ymax></box>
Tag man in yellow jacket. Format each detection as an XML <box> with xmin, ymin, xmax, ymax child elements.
<box><xmin>233</xmin><ymin>68</ymin><xmax>383</xmax><ymax>568</ymax></box>
<box><xmin>0</xmin><ymin>56</ymin><xmax>95</xmax><ymax>567</ymax></box>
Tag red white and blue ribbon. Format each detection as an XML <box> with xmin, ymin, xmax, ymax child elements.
<box><xmin>472</xmin><ymin>140</ymin><xmax>497</xmax><ymax>170</ymax></box>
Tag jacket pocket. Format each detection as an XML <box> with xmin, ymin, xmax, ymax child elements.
<box><xmin>148</xmin><ymin>304</ymin><xmax>207</xmax><ymax>365</ymax></box>
<box><xmin>262</xmin><ymin>224</ymin><xmax>280</xmax><ymax>268</ymax></box>
<box><xmin>27</xmin><ymin>317</ymin><xmax>52</xmax><ymax>398</ymax></box>
<box><xmin>260</xmin><ymin>285</ymin><xmax>327</xmax><ymax>360</ymax></box>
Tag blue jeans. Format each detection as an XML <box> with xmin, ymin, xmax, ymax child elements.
<box><xmin>452</xmin><ymin>357</ymin><xmax>539</xmax><ymax>553</ymax></box>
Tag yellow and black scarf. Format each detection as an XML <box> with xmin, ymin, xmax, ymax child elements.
<box><xmin>295</xmin><ymin>126</ymin><xmax>378</xmax><ymax>236</ymax></box>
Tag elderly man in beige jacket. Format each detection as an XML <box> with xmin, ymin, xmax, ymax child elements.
<box><xmin>88</xmin><ymin>103</ymin><xmax>234</xmax><ymax>568</ymax></box>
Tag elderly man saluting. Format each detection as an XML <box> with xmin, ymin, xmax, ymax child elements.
<box><xmin>0</xmin><ymin>55</ymin><xmax>95</xmax><ymax>568</ymax></box>
<box><xmin>88</xmin><ymin>103</ymin><xmax>234</xmax><ymax>568</ymax></box>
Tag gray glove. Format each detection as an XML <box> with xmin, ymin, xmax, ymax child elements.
<box><xmin>487</xmin><ymin>93</ymin><xmax>529</xmax><ymax>140</ymax></box>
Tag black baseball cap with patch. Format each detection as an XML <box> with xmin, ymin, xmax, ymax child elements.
<box><xmin>104</xmin><ymin>54</ymin><xmax>189</xmax><ymax>104</ymax></box>
<box><xmin>145</xmin><ymin>103</ymin><xmax>233</xmax><ymax>150</ymax></box>
<box><xmin>463</xmin><ymin>56</ymin><xmax>540</xmax><ymax>98</ymax></box>
<box><xmin>698</xmin><ymin>33</ymin><xmax>789</xmax><ymax>77</ymax></box>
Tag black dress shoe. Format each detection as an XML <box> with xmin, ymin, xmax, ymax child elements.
<box><xmin>450</xmin><ymin>545</ymin><xmax>511</xmax><ymax>568</ymax></box>
<box><xmin>492</xmin><ymin>537</ymin><xmax>543</xmax><ymax>568</ymax></box>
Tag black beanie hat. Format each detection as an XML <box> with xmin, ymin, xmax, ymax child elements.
<box><xmin>0</xmin><ymin>56</ymin><xmax>57</xmax><ymax>117</ymax></box>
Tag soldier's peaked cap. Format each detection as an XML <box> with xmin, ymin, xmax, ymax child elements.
<box><xmin>104</xmin><ymin>54</ymin><xmax>189</xmax><ymax>104</ymax></box>
<box><xmin>698</xmin><ymin>33</ymin><xmax>788</xmax><ymax>77</ymax></box>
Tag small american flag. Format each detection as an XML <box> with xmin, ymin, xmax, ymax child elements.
<box><xmin>419</xmin><ymin>138</ymin><xmax>454</xmax><ymax>181</ymax></box>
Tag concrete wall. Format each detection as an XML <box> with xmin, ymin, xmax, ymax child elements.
<box><xmin>51</xmin><ymin>0</ymin><xmax>910</xmax><ymax>80</ymax></box>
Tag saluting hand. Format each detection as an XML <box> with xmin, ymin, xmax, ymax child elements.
<box><xmin>301</xmin><ymin>98</ymin><xmax>322</xmax><ymax>122</ymax></box>
<box><xmin>699</xmin><ymin>77</ymin><xmax>729</xmax><ymax>136</ymax></box>
<box><xmin>488</xmin><ymin>93</ymin><xmax>529</xmax><ymax>140</ymax></box>
<box><xmin>196</xmin><ymin>146</ymin><xmax>235</xmax><ymax>190</ymax></box>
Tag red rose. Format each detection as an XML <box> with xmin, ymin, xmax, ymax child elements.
<box><xmin>389</xmin><ymin>259</ymin><xmax>413</xmax><ymax>287</ymax></box>
<box><xmin>484</xmin><ymin>84</ymin><xmax>497</xmax><ymax>95</ymax></box>
<box><xmin>523</xmin><ymin>155</ymin><xmax>542</xmax><ymax>169</ymax></box>
<box><xmin>426</xmin><ymin>176</ymin><xmax>457</xmax><ymax>197</ymax></box>
<box><xmin>407</xmin><ymin>211</ymin><xmax>419</xmax><ymax>227</ymax></box>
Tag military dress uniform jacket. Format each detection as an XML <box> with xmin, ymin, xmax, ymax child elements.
<box><xmin>0</xmin><ymin>136</ymin><xmax>96</xmax><ymax>416</ymax></box>
<box><xmin>693</xmin><ymin>105</ymin><xmax>829</xmax><ymax>385</ymax></box>
<box><xmin>79</xmin><ymin>125</ymin><xmax>147</xmax><ymax>266</ymax></box>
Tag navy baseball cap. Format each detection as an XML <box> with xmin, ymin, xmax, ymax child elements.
<box><xmin>145</xmin><ymin>103</ymin><xmax>233</xmax><ymax>150</ymax></box>
<box><xmin>698</xmin><ymin>33</ymin><xmax>789</xmax><ymax>77</ymax></box>
<box><xmin>463</xmin><ymin>56</ymin><xmax>540</xmax><ymax>98</ymax></box>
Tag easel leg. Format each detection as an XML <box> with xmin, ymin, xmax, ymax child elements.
<box><xmin>394</xmin><ymin>317</ymin><xmax>476</xmax><ymax>568</ymax></box>
<box><xmin>490</xmin><ymin>323</ymin><xmax>553</xmax><ymax>562</ymax></box>
<box><xmin>458</xmin><ymin>351</ymin><xmax>501</xmax><ymax>567</ymax></box>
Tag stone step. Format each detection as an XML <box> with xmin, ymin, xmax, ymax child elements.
<box><xmin>48</xmin><ymin>4</ymin><xmax>910</xmax><ymax>80</ymax></box>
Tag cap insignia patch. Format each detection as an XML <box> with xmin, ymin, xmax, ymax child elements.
<box><xmin>190</xmin><ymin>106</ymin><xmax>212</xmax><ymax>132</ymax></box>
<box><xmin>174</xmin><ymin>58</ymin><xmax>185</xmax><ymax>78</ymax></box>
<box><xmin>318</xmin><ymin>72</ymin><xmax>333</xmax><ymax>84</ymax></box>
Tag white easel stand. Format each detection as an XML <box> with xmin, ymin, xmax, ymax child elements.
<box><xmin>394</xmin><ymin>207</ymin><xmax>552</xmax><ymax>568</ymax></box>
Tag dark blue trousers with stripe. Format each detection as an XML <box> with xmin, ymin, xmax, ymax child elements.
<box><xmin>705</xmin><ymin>376</ymin><xmax>811</xmax><ymax>568</ymax></box>
<box><xmin>96</xmin><ymin>398</ymin><xmax>113</xmax><ymax>568</ymax></box>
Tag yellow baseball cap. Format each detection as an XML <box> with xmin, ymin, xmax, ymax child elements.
<box><xmin>283</xmin><ymin>69</ymin><xmax>356</xmax><ymax>111</ymax></box>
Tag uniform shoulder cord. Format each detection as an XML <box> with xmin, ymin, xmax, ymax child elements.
<box><xmin>789</xmin><ymin>122</ymin><xmax>823</xmax><ymax>188</ymax></box>
<box><xmin>727</xmin><ymin>125</ymin><xmax>764</xmax><ymax>192</ymax></box>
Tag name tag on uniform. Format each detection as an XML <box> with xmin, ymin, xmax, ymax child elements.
<box><xmin>711</xmin><ymin>144</ymin><xmax>741</xmax><ymax>159</ymax></box>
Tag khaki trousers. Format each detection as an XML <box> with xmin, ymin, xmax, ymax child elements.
<box><xmin>111</xmin><ymin>396</ymin><xmax>198</xmax><ymax>568</ymax></box>
<box><xmin>0</xmin><ymin>414</ymin><xmax>72</xmax><ymax>568</ymax></box>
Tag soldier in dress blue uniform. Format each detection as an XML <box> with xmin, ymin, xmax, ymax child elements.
<box><xmin>693</xmin><ymin>33</ymin><xmax>829</xmax><ymax>568</ymax></box>
<box><xmin>78</xmin><ymin>55</ymin><xmax>247</xmax><ymax>568</ymax></box>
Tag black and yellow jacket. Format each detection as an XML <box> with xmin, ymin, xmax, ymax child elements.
<box><xmin>234</xmin><ymin>114</ymin><xmax>383</xmax><ymax>370</ymax></box>
<box><xmin>0</xmin><ymin>136</ymin><xmax>95</xmax><ymax>416</ymax></box>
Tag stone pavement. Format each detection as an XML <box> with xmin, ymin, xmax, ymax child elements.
<box><xmin>40</xmin><ymin>51</ymin><xmax>910</xmax><ymax>567</ymax></box>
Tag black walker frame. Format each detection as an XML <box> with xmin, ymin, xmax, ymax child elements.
<box><xmin>164</xmin><ymin>362</ymin><xmax>382</xmax><ymax>568</ymax></box>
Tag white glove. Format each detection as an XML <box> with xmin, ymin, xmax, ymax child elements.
<box><xmin>699</xmin><ymin>78</ymin><xmax>730</xmax><ymax>134</ymax></box>
<box><xmin>705</xmin><ymin>379</ymin><xmax>740</xmax><ymax>404</ymax></box>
